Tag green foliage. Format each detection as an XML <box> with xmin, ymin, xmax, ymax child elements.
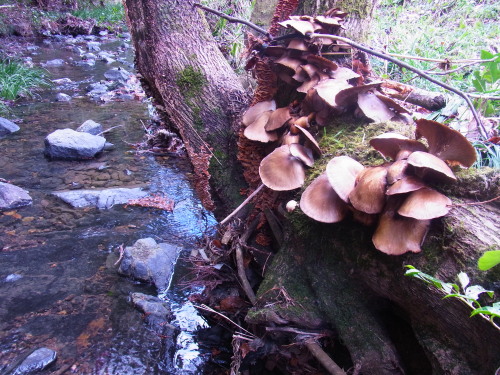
<box><xmin>71</xmin><ymin>3</ymin><xmax>124</xmax><ymax>25</ymax></box>
<box><xmin>405</xmin><ymin>266</ymin><xmax>499</xmax><ymax>326</ymax></box>
<box><xmin>471</xmin><ymin>50</ymin><xmax>500</xmax><ymax>117</ymax></box>
<box><xmin>473</xmin><ymin>141</ymin><xmax>500</xmax><ymax>169</ymax></box>
<box><xmin>478</xmin><ymin>250</ymin><xmax>500</xmax><ymax>271</ymax></box>
<box><xmin>0</xmin><ymin>59</ymin><xmax>51</xmax><ymax>100</ymax></box>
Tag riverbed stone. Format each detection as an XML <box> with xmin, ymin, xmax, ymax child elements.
<box><xmin>0</xmin><ymin>117</ymin><xmax>20</xmax><ymax>138</ymax></box>
<box><xmin>76</xmin><ymin>119</ymin><xmax>102</xmax><ymax>135</ymax></box>
<box><xmin>52</xmin><ymin>186</ymin><xmax>148</xmax><ymax>209</ymax></box>
<box><xmin>43</xmin><ymin>59</ymin><xmax>65</xmax><ymax>67</ymax></box>
<box><xmin>87</xmin><ymin>41</ymin><xmax>101</xmax><ymax>51</ymax></box>
<box><xmin>3</xmin><ymin>347</ymin><xmax>57</xmax><ymax>375</ymax></box>
<box><xmin>55</xmin><ymin>93</ymin><xmax>71</xmax><ymax>102</ymax></box>
<box><xmin>118</xmin><ymin>238</ymin><xmax>181</xmax><ymax>290</ymax></box>
<box><xmin>44</xmin><ymin>128</ymin><xmax>106</xmax><ymax>159</ymax></box>
<box><xmin>104</xmin><ymin>68</ymin><xmax>131</xmax><ymax>82</ymax></box>
<box><xmin>0</xmin><ymin>182</ymin><xmax>32</xmax><ymax>211</ymax></box>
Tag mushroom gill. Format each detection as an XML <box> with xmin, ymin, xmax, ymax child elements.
<box><xmin>300</xmin><ymin>173</ymin><xmax>347</xmax><ymax>223</ymax></box>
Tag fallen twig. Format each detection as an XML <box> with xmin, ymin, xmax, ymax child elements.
<box><xmin>196</xmin><ymin>304</ymin><xmax>256</xmax><ymax>337</ymax></box>
<box><xmin>382</xmin><ymin>53</ymin><xmax>494</xmax><ymax>64</ymax></box>
<box><xmin>469</xmin><ymin>94</ymin><xmax>500</xmax><ymax>101</ymax></box>
<box><xmin>449</xmin><ymin>195</ymin><xmax>500</xmax><ymax>208</ymax></box>
<box><xmin>304</xmin><ymin>339</ymin><xmax>347</xmax><ymax>375</ymax></box>
<box><xmin>219</xmin><ymin>183</ymin><xmax>264</xmax><ymax>226</ymax></box>
<box><xmin>193</xmin><ymin>3</ymin><xmax>270</xmax><ymax>38</ymax></box>
<box><xmin>310</xmin><ymin>33</ymin><xmax>488</xmax><ymax>139</ymax></box>
<box><xmin>96</xmin><ymin>124</ymin><xmax>124</xmax><ymax>136</ymax></box>
<box><xmin>423</xmin><ymin>58</ymin><xmax>497</xmax><ymax>76</ymax></box>
<box><xmin>114</xmin><ymin>243</ymin><xmax>125</xmax><ymax>266</ymax></box>
<box><xmin>235</xmin><ymin>217</ymin><xmax>260</xmax><ymax>304</ymax></box>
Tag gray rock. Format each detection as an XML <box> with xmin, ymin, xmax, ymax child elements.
<box><xmin>72</xmin><ymin>46</ymin><xmax>85</xmax><ymax>55</ymax></box>
<box><xmin>44</xmin><ymin>128</ymin><xmax>106</xmax><ymax>159</ymax></box>
<box><xmin>43</xmin><ymin>59</ymin><xmax>65</xmax><ymax>67</ymax></box>
<box><xmin>104</xmin><ymin>68</ymin><xmax>131</xmax><ymax>82</ymax></box>
<box><xmin>3</xmin><ymin>347</ymin><xmax>57</xmax><ymax>375</ymax></box>
<box><xmin>75</xmin><ymin>59</ymin><xmax>95</xmax><ymax>67</ymax></box>
<box><xmin>5</xmin><ymin>273</ymin><xmax>23</xmax><ymax>282</ymax></box>
<box><xmin>118</xmin><ymin>238</ymin><xmax>181</xmax><ymax>290</ymax></box>
<box><xmin>86</xmin><ymin>82</ymin><xmax>109</xmax><ymax>95</ymax></box>
<box><xmin>83</xmin><ymin>52</ymin><xmax>97</xmax><ymax>60</ymax></box>
<box><xmin>0</xmin><ymin>182</ymin><xmax>32</xmax><ymax>211</ymax></box>
<box><xmin>76</xmin><ymin>119</ymin><xmax>102</xmax><ymax>135</ymax></box>
<box><xmin>0</xmin><ymin>117</ymin><xmax>20</xmax><ymax>138</ymax></box>
<box><xmin>55</xmin><ymin>93</ymin><xmax>71</xmax><ymax>102</ymax></box>
<box><xmin>130</xmin><ymin>293</ymin><xmax>171</xmax><ymax>319</ymax></box>
<box><xmin>52</xmin><ymin>78</ymin><xmax>73</xmax><ymax>85</ymax></box>
<box><xmin>87</xmin><ymin>41</ymin><xmax>101</xmax><ymax>51</ymax></box>
<box><xmin>103</xmin><ymin>142</ymin><xmax>115</xmax><ymax>150</ymax></box>
<box><xmin>52</xmin><ymin>187</ymin><xmax>148</xmax><ymax>209</ymax></box>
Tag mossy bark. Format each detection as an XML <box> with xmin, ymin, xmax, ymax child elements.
<box><xmin>123</xmin><ymin>0</ymin><xmax>249</xmax><ymax>213</ymax></box>
<box><xmin>248</xmin><ymin>121</ymin><xmax>500</xmax><ymax>374</ymax></box>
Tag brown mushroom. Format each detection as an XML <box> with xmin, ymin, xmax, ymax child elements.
<box><xmin>242</xmin><ymin>100</ymin><xmax>276</xmax><ymax>126</ymax></box>
<box><xmin>259</xmin><ymin>145</ymin><xmax>306</xmax><ymax>191</ymax></box>
<box><xmin>300</xmin><ymin>173</ymin><xmax>347</xmax><ymax>223</ymax></box>
<box><xmin>265</xmin><ymin>107</ymin><xmax>292</xmax><ymax>131</ymax></box>
<box><xmin>357</xmin><ymin>90</ymin><xmax>396</xmax><ymax>122</ymax></box>
<box><xmin>415</xmin><ymin>119</ymin><xmax>476</xmax><ymax>167</ymax></box>
<box><xmin>386</xmin><ymin>176</ymin><xmax>427</xmax><ymax>195</ymax></box>
<box><xmin>315</xmin><ymin>79</ymin><xmax>353</xmax><ymax>107</ymax></box>
<box><xmin>325</xmin><ymin>156</ymin><xmax>364</xmax><ymax>202</ymax></box>
<box><xmin>407</xmin><ymin>151</ymin><xmax>456</xmax><ymax>182</ymax></box>
<box><xmin>397</xmin><ymin>187</ymin><xmax>451</xmax><ymax>220</ymax></box>
<box><xmin>243</xmin><ymin>111</ymin><xmax>279</xmax><ymax>143</ymax></box>
<box><xmin>279</xmin><ymin>19</ymin><xmax>316</xmax><ymax>35</ymax></box>
<box><xmin>373</xmin><ymin>198</ymin><xmax>430</xmax><ymax>255</ymax></box>
<box><xmin>370</xmin><ymin>133</ymin><xmax>428</xmax><ymax>161</ymax></box>
<box><xmin>335</xmin><ymin>83</ymin><xmax>383</xmax><ymax>108</ymax></box>
<box><xmin>331</xmin><ymin>67</ymin><xmax>360</xmax><ymax>81</ymax></box>
<box><xmin>289</xmin><ymin>143</ymin><xmax>315</xmax><ymax>167</ymax></box>
<box><xmin>349</xmin><ymin>165</ymin><xmax>388</xmax><ymax>214</ymax></box>
<box><xmin>294</xmin><ymin>125</ymin><xmax>322</xmax><ymax>157</ymax></box>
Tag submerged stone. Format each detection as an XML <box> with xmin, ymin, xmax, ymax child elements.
<box><xmin>3</xmin><ymin>347</ymin><xmax>57</xmax><ymax>375</ymax></box>
<box><xmin>52</xmin><ymin>186</ymin><xmax>148</xmax><ymax>209</ymax></box>
<box><xmin>76</xmin><ymin>119</ymin><xmax>103</xmax><ymax>135</ymax></box>
<box><xmin>44</xmin><ymin>128</ymin><xmax>106</xmax><ymax>159</ymax></box>
<box><xmin>0</xmin><ymin>182</ymin><xmax>32</xmax><ymax>211</ymax></box>
<box><xmin>0</xmin><ymin>117</ymin><xmax>20</xmax><ymax>138</ymax></box>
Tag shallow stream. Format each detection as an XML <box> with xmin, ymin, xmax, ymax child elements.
<box><xmin>0</xmin><ymin>34</ymin><xmax>217</xmax><ymax>374</ymax></box>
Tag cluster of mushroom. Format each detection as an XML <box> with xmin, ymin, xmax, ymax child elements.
<box><xmin>299</xmin><ymin>118</ymin><xmax>477</xmax><ymax>255</ymax></box>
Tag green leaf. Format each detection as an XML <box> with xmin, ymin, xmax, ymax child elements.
<box><xmin>478</xmin><ymin>250</ymin><xmax>500</xmax><ymax>271</ymax></box>
<box><xmin>480</xmin><ymin>50</ymin><xmax>495</xmax><ymax>60</ymax></box>
<box><xmin>465</xmin><ymin>285</ymin><xmax>494</xmax><ymax>300</ymax></box>
<box><xmin>470</xmin><ymin>303</ymin><xmax>500</xmax><ymax>318</ymax></box>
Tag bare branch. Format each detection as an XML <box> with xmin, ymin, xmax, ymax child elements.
<box><xmin>304</xmin><ymin>339</ymin><xmax>347</xmax><ymax>375</ymax></box>
<box><xmin>310</xmin><ymin>33</ymin><xmax>488</xmax><ymax>139</ymax></box>
<box><xmin>219</xmin><ymin>183</ymin><xmax>264</xmax><ymax>226</ymax></box>
<box><xmin>469</xmin><ymin>94</ymin><xmax>500</xmax><ymax>101</ymax></box>
<box><xmin>235</xmin><ymin>217</ymin><xmax>260</xmax><ymax>305</ymax></box>
<box><xmin>383</xmin><ymin>53</ymin><xmax>494</xmax><ymax>64</ymax></box>
<box><xmin>423</xmin><ymin>58</ymin><xmax>497</xmax><ymax>76</ymax></box>
<box><xmin>193</xmin><ymin>3</ymin><xmax>270</xmax><ymax>38</ymax></box>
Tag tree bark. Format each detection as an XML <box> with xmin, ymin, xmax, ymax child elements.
<box><xmin>124</xmin><ymin>0</ymin><xmax>249</xmax><ymax>212</ymax></box>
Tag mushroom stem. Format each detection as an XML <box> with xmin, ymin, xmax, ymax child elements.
<box><xmin>309</xmin><ymin>33</ymin><xmax>488</xmax><ymax>139</ymax></box>
<box><xmin>219</xmin><ymin>184</ymin><xmax>265</xmax><ymax>226</ymax></box>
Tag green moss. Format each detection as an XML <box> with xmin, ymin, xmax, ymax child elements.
<box><xmin>176</xmin><ymin>66</ymin><xmax>206</xmax><ymax>99</ymax></box>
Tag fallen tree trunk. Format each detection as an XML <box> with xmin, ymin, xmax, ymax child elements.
<box><xmin>381</xmin><ymin>80</ymin><xmax>447</xmax><ymax>111</ymax></box>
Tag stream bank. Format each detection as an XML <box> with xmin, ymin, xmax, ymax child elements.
<box><xmin>0</xmin><ymin>31</ymin><xmax>222</xmax><ymax>374</ymax></box>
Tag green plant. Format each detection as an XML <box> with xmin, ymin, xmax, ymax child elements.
<box><xmin>0</xmin><ymin>59</ymin><xmax>51</xmax><ymax>100</ymax></box>
<box><xmin>478</xmin><ymin>250</ymin><xmax>500</xmax><ymax>271</ymax></box>
<box><xmin>71</xmin><ymin>3</ymin><xmax>124</xmax><ymax>25</ymax></box>
<box><xmin>473</xmin><ymin>141</ymin><xmax>500</xmax><ymax>168</ymax></box>
<box><xmin>405</xmin><ymin>265</ymin><xmax>499</xmax><ymax>327</ymax></box>
<box><xmin>471</xmin><ymin>50</ymin><xmax>500</xmax><ymax>117</ymax></box>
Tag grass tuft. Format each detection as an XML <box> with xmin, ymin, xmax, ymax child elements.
<box><xmin>0</xmin><ymin>59</ymin><xmax>51</xmax><ymax>100</ymax></box>
<box><xmin>71</xmin><ymin>3</ymin><xmax>125</xmax><ymax>25</ymax></box>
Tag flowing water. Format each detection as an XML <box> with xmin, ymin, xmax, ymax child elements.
<box><xmin>0</xmin><ymin>34</ymin><xmax>218</xmax><ymax>374</ymax></box>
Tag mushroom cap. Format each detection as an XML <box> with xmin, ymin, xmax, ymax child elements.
<box><xmin>306</xmin><ymin>55</ymin><xmax>338</xmax><ymax>72</ymax></box>
<box><xmin>297</xmin><ymin>75</ymin><xmax>320</xmax><ymax>94</ymax></box>
<box><xmin>287</xmin><ymin>39</ymin><xmax>309</xmax><ymax>51</ymax></box>
<box><xmin>243</xmin><ymin>111</ymin><xmax>279</xmax><ymax>143</ymax></box>
<box><xmin>326</xmin><ymin>156</ymin><xmax>364</xmax><ymax>202</ymax></box>
<box><xmin>331</xmin><ymin>67</ymin><xmax>360</xmax><ymax>81</ymax></box>
<box><xmin>335</xmin><ymin>82</ymin><xmax>382</xmax><ymax>108</ymax></box>
<box><xmin>415</xmin><ymin>119</ymin><xmax>476</xmax><ymax>167</ymax></box>
<box><xmin>386</xmin><ymin>175</ymin><xmax>427</xmax><ymax>195</ymax></box>
<box><xmin>275</xmin><ymin>55</ymin><xmax>304</xmax><ymax>72</ymax></box>
<box><xmin>300</xmin><ymin>173</ymin><xmax>347</xmax><ymax>223</ymax></box>
<box><xmin>386</xmin><ymin>159</ymin><xmax>408</xmax><ymax>185</ymax></box>
<box><xmin>294</xmin><ymin>125</ymin><xmax>322</xmax><ymax>157</ymax></box>
<box><xmin>397</xmin><ymin>187</ymin><xmax>451</xmax><ymax>220</ymax></box>
<box><xmin>373</xmin><ymin>200</ymin><xmax>430</xmax><ymax>255</ymax></box>
<box><xmin>357</xmin><ymin>90</ymin><xmax>396</xmax><ymax>123</ymax></box>
<box><xmin>265</xmin><ymin>107</ymin><xmax>292</xmax><ymax>131</ymax></box>
<box><xmin>315</xmin><ymin>79</ymin><xmax>353</xmax><ymax>107</ymax></box>
<box><xmin>370</xmin><ymin>133</ymin><xmax>428</xmax><ymax>161</ymax></box>
<box><xmin>279</xmin><ymin>19</ymin><xmax>316</xmax><ymax>35</ymax></box>
<box><xmin>259</xmin><ymin>145</ymin><xmax>306</xmax><ymax>191</ymax></box>
<box><xmin>375</xmin><ymin>93</ymin><xmax>411</xmax><ymax>114</ymax></box>
<box><xmin>242</xmin><ymin>100</ymin><xmax>276</xmax><ymax>126</ymax></box>
<box><xmin>289</xmin><ymin>143</ymin><xmax>315</xmax><ymax>167</ymax></box>
<box><xmin>407</xmin><ymin>151</ymin><xmax>456</xmax><ymax>182</ymax></box>
<box><xmin>349</xmin><ymin>165</ymin><xmax>388</xmax><ymax>214</ymax></box>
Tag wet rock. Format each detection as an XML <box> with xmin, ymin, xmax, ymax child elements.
<box><xmin>5</xmin><ymin>273</ymin><xmax>23</xmax><ymax>282</ymax></box>
<box><xmin>44</xmin><ymin>128</ymin><xmax>106</xmax><ymax>159</ymax></box>
<box><xmin>55</xmin><ymin>93</ymin><xmax>71</xmax><ymax>102</ymax></box>
<box><xmin>52</xmin><ymin>78</ymin><xmax>72</xmax><ymax>85</ymax></box>
<box><xmin>86</xmin><ymin>82</ymin><xmax>110</xmax><ymax>99</ymax></box>
<box><xmin>43</xmin><ymin>59</ymin><xmax>65</xmax><ymax>67</ymax></box>
<box><xmin>118</xmin><ymin>238</ymin><xmax>181</xmax><ymax>290</ymax></box>
<box><xmin>87</xmin><ymin>41</ymin><xmax>101</xmax><ymax>51</ymax></box>
<box><xmin>104</xmin><ymin>68</ymin><xmax>131</xmax><ymax>82</ymax></box>
<box><xmin>2</xmin><ymin>347</ymin><xmax>57</xmax><ymax>375</ymax></box>
<box><xmin>0</xmin><ymin>117</ymin><xmax>20</xmax><ymax>138</ymax></box>
<box><xmin>103</xmin><ymin>142</ymin><xmax>115</xmax><ymax>151</ymax></box>
<box><xmin>75</xmin><ymin>59</ymin><xmax>95</xmax><ymax>67</ymax></box>
<box><xmin>72</xmin><ymin>45</ymin><xmax>85</xmax><ymax>55</ymax></box>
<box><xmin>52</xmin><ymin>186</ymin><xmax>148</xmax><ymax>209</ymax></box>
<box><xmin>98</xmin><ymin>51</ymin><xmax>115</xmax><ymax>64</ymax></box>
<box><xmin>76</xmin><ymin>119</ymin><xmax>102</xmax><ymax>135</ymax></box>
<box><xmin>83</xmin><ymin>52</ymin><xmax>97</xmax><ymax>60</ymax></box>
<box><xmin>0</xmin><ymin>182</ymin><xmax>32</xmax><ymax>211</ymax></box>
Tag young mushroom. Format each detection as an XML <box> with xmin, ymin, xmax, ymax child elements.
<box><xmin>349</xmin><ymin>165</ymin><xmax>388</xmax><ymax>214</ymax></box>
<box><xmin>397</xmin><ymin>187</ymin><xmax>452</xmax><ymax>220</ymax></box>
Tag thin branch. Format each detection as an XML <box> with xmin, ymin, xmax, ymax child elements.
<box><xmin>193</xmin><ymin>3</ymin><xmax>270</xmax><ymax>38</ymax></box>
<box><xmin>96</xmin><ymin>124</ymin><xmax>124</xmax><ymax>136</ymax></box>
<box><xmin>449</xmin><ymin>195</ymin><xmax>500</xmax><ymax>208</ymax></box>
<box><xmin>196</xmin><ymin>304</ymin><xmax>256</xmax><ymax>337</ymax></box>
<box><xmin>423</xmin><ymin>58</ymin><xmax>496</xmax><ymax>76</ymax></box>
<box><xmin>219</xmin><ymin>183</ymin><xmax>264</xmax><ymax>226</ymax></box>
<box><xmin>383</xmin><ymin>53</ymin><xmax>493</xmax><ymax>64</ymax></box>
<box><xmin>469</xmin><ymin>94</ymin><xmax>500</xmax><ymax>101</ymax></box>
<box><xmin>310</xmin><ymin>33</ymin><xmax>488</xmax><ymax>139</ymax></box>
<box><xmin>304</xmin><ymin>339</ymin><xmax>347</xmax><ymax>375</ymax></box>
<box><xmin>235</xmin><ymin>217</ymin><xmax>260</xmax><ymax>305</ymax></box>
